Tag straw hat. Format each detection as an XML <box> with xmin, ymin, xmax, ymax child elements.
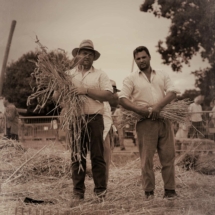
<box><xmin>72</xmin><ymin>39</ymin><xmax>100</xmax><ymax>61</ymax></box>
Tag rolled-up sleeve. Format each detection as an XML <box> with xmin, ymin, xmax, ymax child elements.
<box><xmin>164</xmin><ymin>72</ymin><xmax>180</xmax><ymax>95</ymax></box>
<box><xmin>99</xmin><ymin>72</ymin><xmax>113</xmax><ymax>93</ymax></box>
<box><xmin>119</xmin><ymin>77</ymin><xmax>134</xmax><ymax>99</ymax></box>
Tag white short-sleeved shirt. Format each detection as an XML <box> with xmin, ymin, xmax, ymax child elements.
<box><xmin>66</xmin><ymin>66</ymin><xmax>113</xmax><ymax>115</ymax></box>
<box><xmin>119</xmin><ymin>70</ymin><xmax>180</xmax><ymax>106</ymax></box>
<box><xmin>103</xmin><ymin>102</ymin><xmax>113</xmax><ymax>140</ymax></box>
<box><xmin>188</xmin><ymin>103</ymin><xmax>202</xmax><ymax>122</ymax></box>
<box><xmin>209</xmin><ymin>106</ymin><xmax>215</xmax><ymax>119</ymax></box>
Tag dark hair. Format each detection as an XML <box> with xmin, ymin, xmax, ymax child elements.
<box><xmin>133</xmin><ymin>46</ymin><xmax>151</xmax><ymax>58</ymax></box>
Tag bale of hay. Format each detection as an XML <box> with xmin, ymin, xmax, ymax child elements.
<box><xmin>0</xmin><ymin>138</ymin><xmax>24</xmax><ymax>151</ymax></box>
<box><xmin>0</xmin><ymin>138</ymin><xmax>25</xmax><ymax>173</ymax></box>
<box><xmin>195</xmin><ymin>154</ymin><xmax>215</xmax><ymax>175</ymax></box>
<box><xmin>20</xmin><ymin>149</ymin><xmax>71</xmax><ymax>181</ymax></box>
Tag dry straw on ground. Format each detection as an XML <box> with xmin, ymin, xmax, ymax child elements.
<box><xmin>1</xmin><ymin>139</ymin><xmax>215</xmax><ymax>215</ymax></box>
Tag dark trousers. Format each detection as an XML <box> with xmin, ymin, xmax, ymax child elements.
<box><xmin>189</xmin><ymin>121</ymin><xmax>204</xmax><ymax>138</ymax></box>
<box><xmin>71</xmin><ymin>114</ymin><xmax>106</xmax><ymax>196</ymax></box>
<box><xmin>6</xmin><ymin>127</ymin><xmax>19</xmax><ymax>141</ymax></box>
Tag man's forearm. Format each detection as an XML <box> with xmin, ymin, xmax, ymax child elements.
<box><xmin>119</xmin><ymin>97</ymin><xmax>146</xmax><ymax>115</ymax></box>
<box><xmin>87</xmin><ymin>89</ymin><xmax>112</xmax><ymax>102</ymax></box>
<box><xmin>109</xmin><ymin>93</ymin><xmax>119</xmax><ymax>107</ymax></box>
<box><xmin>156</xmin><ymin>92</ymin><xmax>177</xmax><ymax>109</ymax></box>
<box><xmin>52</xmin><ymin>90</ymin><xmax>60</xmax><ymax>102</ymax></box>
<box><xmin>120</xmin><ymin>97</ymin><xmax>136</xmax><ymax>111</ymax></box>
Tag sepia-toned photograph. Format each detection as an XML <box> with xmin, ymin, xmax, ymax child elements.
<box><xmin>0</xmin><ymin>0</ymin><xmax>215</xmax><ymax>214</ymax></box>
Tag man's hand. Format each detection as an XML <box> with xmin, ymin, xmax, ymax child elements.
<box><xmin>147</xmin><ymin>92</ymin><xmax>176</xmax><ymax>120</ymax></box>
<box><xmin>52</xmin><ymin>90</ymin><xmax>60</xmax><ymax>102</ymax></box>
<box><xmin>148</xmin><ymin>104</ymin><xmax>162</xmax><ymax>120</ymax></box>
<box><xmin>73</xmin><ymin>87</ymin><xmax>88</xmax><ymax>95</ymax></box>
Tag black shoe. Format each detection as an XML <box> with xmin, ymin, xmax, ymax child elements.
<box><xmin>145</xmin><ymin>190</ymin><xmax>154</xmax><ymax>199</ymax></box>
<box><xmin>163</xmin><ymin>189</ymin><xmax>177</xmax><ymax>199</ymax></box>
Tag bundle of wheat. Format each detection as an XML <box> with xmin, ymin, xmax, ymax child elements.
<box><xmin>27</xmin><ymin>37</ymin><xmax>85</xmax><ymax>115</ymax></box>
<box><xmin>18</xmin><ymin>149</ymin><xmax>71</xmax><ymax>183</ymax></box>
<box><xmin>27</xmin><ymin>37</ymin><xmax>88</xmax><ymax>170</ymax></box>
<box><xmin>0</xmin><ymin>139</ymin><xmax>25</xmax><ymax>176</ymax></box>
<box><xmin>119</xmin><ymin>99</ymin><xmax>191</xmax><ymax>128</ymax></box>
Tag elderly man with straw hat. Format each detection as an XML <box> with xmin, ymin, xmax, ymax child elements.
<box><xmin>68</xmin><ymin>40</ymin><xmax>113</xmax><ymax>205</ymax></box>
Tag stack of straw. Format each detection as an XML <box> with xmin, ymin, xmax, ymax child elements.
<box><xmin>1</xmin><ymin>141</ymin><xmax>215</xmax><ymax>214</ymax></box>
<box><xmin>27</xmin><ymin>37</ymin><xmax>87</xmax><ymax>170</ymax></box>
<box><xmin>0</xmin><ymin>137</ymin><xmax>24</xmax><ymax>151</ymax></box>
<box><xmin>119</xmin><ymin>99</ymin><xmax>191</xmax><ymax>128</ymax></box>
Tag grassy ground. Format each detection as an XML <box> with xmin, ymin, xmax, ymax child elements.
<box><xmin>0</xmin><ymin>137</ymin><xmax>215</xmax><ymax>215</ymax></box>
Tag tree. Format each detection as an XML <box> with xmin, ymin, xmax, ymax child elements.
<box><xmin>140</xmin><ymin>0</ymin><xmax>215</xmax><ymax>101</ymax></box>
<box><xmin>3</xmin><ymin>50</ymin><xmax>71</xmax><ymax>116</ymax></box>
<box><xmin>3</xmin><ymin>51</ymin><xmax>37</xmax><ymax>109</ymax></box>
<box><xmin>177</xmin><ymin>89</ymin><xmax>200</xmax><ymax>101</ymax></box>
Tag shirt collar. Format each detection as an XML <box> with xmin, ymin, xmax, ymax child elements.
<box><xmin>138</xmin><ymin>68</ymin><xmax>156</xmax><ymax>74</ymax></box>
<box><xmin>76</xmin><ymin>66</ymin><xmax>94</xmax><ymax>73</ymax></box>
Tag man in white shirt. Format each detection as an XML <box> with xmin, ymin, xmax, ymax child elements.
<box><xmin>209</xmin><ymin>98</ymin><xmax>215</xmax><ymax>141</ymax></box>
<box><xmin>103</xmin><ymin>79</ymin><xmax>120</xmax><ymax>182</ymax></box>
<box><xmin>112</xmin><ymin>107</ymin><xmax>125</xmax><ymax>150</ymax></box>
<box><xmin>3</xmin><ymin>97</ymin><xmax>19</xmax><ymax>141</ymax></box>
<box><xmin>188</xmin><ymin>96</ymin><xmax>204</xmax><ymax>138</ymax></box>
<box><xmin>119</xmin><ymin>46</ymin><xmax>179</xmax><ymax>199</ymax></box>
<box><xmin>209</xmin><ymin>98</ymin><xmax>215</xmax><ymax>121</ymax></box>
<box><xmin>68</xmin><ymin>40</ymin><xmax>113</xmax><ymax>202</ymax></box>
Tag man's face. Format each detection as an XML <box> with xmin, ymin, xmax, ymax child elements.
<box><xmin>134</xmin><ymin>51</ymin><xmax>151</xmax><ymax>71</ymax></box>
<box><xmin>78</xmin><ymin>49</ymin><xmax>95</xmax><ymax>67</ymax></box>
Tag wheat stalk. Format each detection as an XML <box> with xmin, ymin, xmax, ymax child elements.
<box><xmin>27</xmin><ymin>37</ymin><xmax>88</xmax><ymax>171</ymax></box>
<box><xmin>119</xmin><ymin>99</ymin><xmax>192</xmax><ymax>128</ymax></box>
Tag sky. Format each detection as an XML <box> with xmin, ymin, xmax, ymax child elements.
<box><xmin>0</xmin><ymin>0</ymin><xmax>210</xmax><ymax>95</ymax></box>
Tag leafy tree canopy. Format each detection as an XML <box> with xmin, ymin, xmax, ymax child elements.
<box><xmin>3</xmin><ymin>50</ymin><xmax>71</xmax><ymax>116</ymax></box>
<box><xmin>140</xmin><ymin>0</ymin><xmax>215</xmax><ymax>71</ymax></box>
<box><xmin>3</xmin><ymin>51</ymin><xmax>37</xmax><ymax>109</ymax></box>
<box><xmin>177</xmin><ymin>89</ymin><xmax>200</xmax><ymax>101</ymax></box>
<box><xmin>140</xmin><ymin>0</ymin><xmax>215</xmax><ymax>101</ymax></box>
